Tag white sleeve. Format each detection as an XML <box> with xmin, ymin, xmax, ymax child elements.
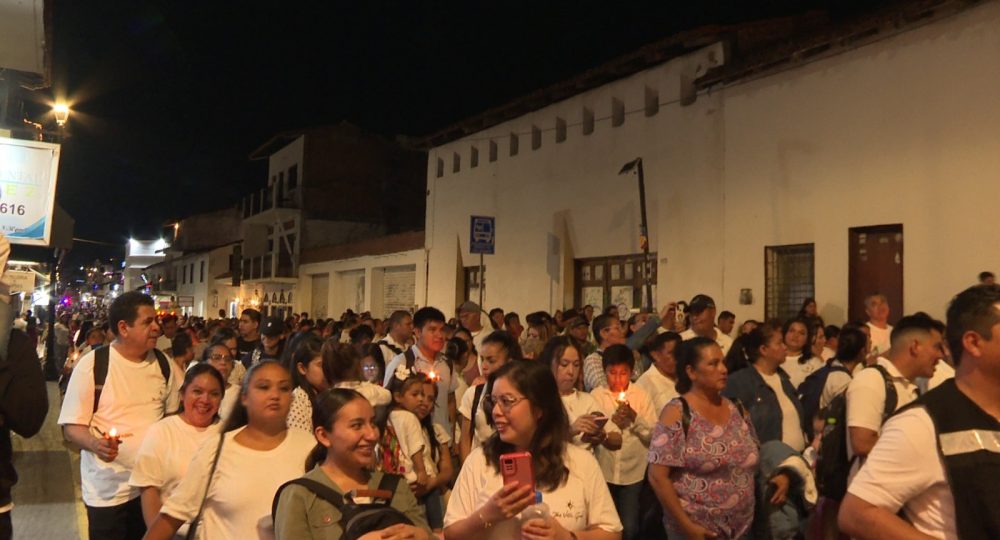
<box><xmin>577</xmin><ymin>450</ymin><xmax>624</xmax><ymax>532</ymax></box>
<box><xmin>846</xmin><ymin>370</ymin><xmax>887</xmax><ymax>432</ymax></box>
<box><xmin>458</xmin><ymin>385</ymin><xmax>476</xmax><ymax>421</ymax></box>
<box><xmin>630</xmin><ymin>387</ymin><xmax>656</xmax><ymax>442</ymax></box>
<box><xmin>128</xmin><ymin>421</ymin><xmax>169</xmax><ymax>488</ymax></box>
<box><xmin>390</xmin><ymin>411</ymin><xmax>426</xmax><ymax>459</ymax></box>
<box><xmin>821</xmin><ymin>371</ymin><xmax>852</xmax><ymax>410</ymax></box>
<box><xmin>58</xmin><ymin>352</ymin><xmax>97</xmax><ymax>426</ymax></box>
<box><xmin>160</xmin><ymin>433</ymin><xmax>222</xmax><ymax>522</ymax></box>
<box><xmin>433</xmin><ymin>423</ymin><xmax>452</xmax><ymax>446</ymax></box>
<box><xmin>357</xmin><ymin>382</ymin><xmax>392</xmax><ymax>407</ymax></box>
<box><xmin>165</xmin><ymin>362</ymin><xmax>182</xmax><ymax>414</ymax></box>
<box><xmin>847</xmin><ymin>409</ymin><xmax>940</xmax><ymax>511</ymax></box>
<box><xmin>383</xmin><ymin>354</ymin><xmax>404</xmax><ymax>387</ymax></box>
<box><xmin>443</xmin><ymin>449</ymin><xmax>486</xmax><ymax>528</ymax></box>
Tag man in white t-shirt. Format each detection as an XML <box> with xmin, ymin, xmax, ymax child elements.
<box><xmin>864</xmin><ymin>293</ymin><xmax>893</xmax><ymax>357</ymax></box>
<box><xmin>846</xmin><ymin>313</ymin><xmax>944</xmax><ymax>467</ymax></box>
<box><xmin>58</xmin><ymin>291</ymin><xmax>180</xmax><ymax>540</ymax></box>
<box><xmin>635</xmin><ymin>331</ymin><xmax>682</xmax><ymax>416</ymax></box>
<box><xmin>376</xmin><ymin>310</ymin><xmax>413</xmax><ymax>367</ymax></box>
<box><xmin>840</xmin><ymin>286</ymin><xmax>1000</xmax><ymax>539</ymax></box>
<box><xmin>679</xmin><ymin>294</ymin><xmax>734</xmax><ymax>355</ymax></box>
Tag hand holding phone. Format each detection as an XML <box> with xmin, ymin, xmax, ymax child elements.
<box><xmin>500</xmin><ymin>451</ymin><xmax>535</xmax><ymax>494</ymax></box>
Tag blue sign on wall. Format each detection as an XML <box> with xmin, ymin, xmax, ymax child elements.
<box><xmin>470</xmin><ymin>215</ymin><xmax>495</xmax><ymax>254</ymax></box>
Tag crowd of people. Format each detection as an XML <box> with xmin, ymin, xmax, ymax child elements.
<box><xmin>47</xmin><ymin>278</ymin><xmax>1000</xmax><ymax>539</ymax></box>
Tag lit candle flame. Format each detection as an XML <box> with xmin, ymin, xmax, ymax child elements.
<box><xmin>427</xmin><ymin>370</ymin><xmax>439</xmax><ymax>381</ymax></box>
<box><xmin>617</xmin><ymin>391</ymin><xmax>626</xmax><ymax>402</ymax></box>
<box><xmin>108</xmin><ymin>427</ymin><xmax>118</xmax><ymax>438</ymax></box>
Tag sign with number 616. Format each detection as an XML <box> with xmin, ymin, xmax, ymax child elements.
<box><xmin>0</xmin><ymin>138</ymin><xmax>61</xmax><ymax>246</ymax></box>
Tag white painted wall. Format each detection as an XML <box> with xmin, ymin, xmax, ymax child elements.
<box><xmin>297</xmin><ymin>249</ymin><xmax>427</xmax><ymax>319</ymax></box>
<box><xmin>425</xmin><ymin>3</ymin><xmax>1000</xmax><ymax>324</ymax></box>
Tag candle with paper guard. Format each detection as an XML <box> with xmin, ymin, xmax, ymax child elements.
<box><xmin>427</xmin><ymin>370</ymin><xmax>440</xmax><ymax>382</ymax></box>
<box><xmin>617</xmin><ymin>391</ymin><xmax>627</xmax><ymax>404</ymax></box>
<box><xmin>107</xmin><ymin>427</ymin><xmax>120</xmax><ymax>443</ymax></box>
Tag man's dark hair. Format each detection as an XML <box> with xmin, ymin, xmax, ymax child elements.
<box><xmin>835</xmin><ymin>325</ymin><xmax>867</xmax><ymax>362</ymax></box>
<box><xmin>890</xmin><ymin>312</ymin><xmax>944</xmax><ymax>350</ymax></box>
<box><xmin>387</xmin><ymin>310</ymin><xmax>411</xmax><ymax>329</ymax></box>
<box><xmin>240</xmin><ymin>308</ymin><xmax>261</xmax><ymax>324</ymax></box>
<box><xmin>601</xmin><ymin>344</ymin><xmax>633</xmax><ymax>371</ymax></box>
<box><xmin>489</xmin><ymin>307</ymin><xmax>504</xmax><ymax>318</ymax></box>
<box><xmin>172</xmin><ymin>332</ymin><xmax>193</xmax><ymax>357</ymax></box>
<box><xmin>349</xmin><ymin>324</ymin><xmax>375</xmax><ymax>344</ymax></box>
<box><xmin>109</xmin><ymin>291</ymin><xmax>154</xmax><ymax>336</ymax></box>
<box><xmin>503</xmin><ymin>312</ymin><xmax>520</xmax><ymax>326</ymax></box>
<box><xmin>718</xmin><ymin>310</ymin><xmax>736</xmax><ymax>322</ymax></box>
<box><xmin>650</xmin><ymin>331</ymin><xmax>682</xmax><ymax>354</ymax></box>
<box><xmin>947</xmin><ymin>284</ymin><xmax>1000</xmax><ymax>366</ymax></box>
<box><xmin>413</xmin><ymin>306</ymin><xmax>446</xmax><ymax>329</ymax></box>
<box><xmin>591</xmin><ymin>314</ymin><xmax>616</xmax><ymax>346</ymax></box>
<box><xmin>978</xmin><ymin>271</ymin><xmax>995</xmax><ymax>283</ymax></box>
<box><xmin>482</xmin><ymin>330</ymin><xmax>522</xmax><ymax>360</ymax></box>
<box><xmin>824</xmin><ymin>324</ymin><xmax>840</xmax><ymax>340</ymax></box>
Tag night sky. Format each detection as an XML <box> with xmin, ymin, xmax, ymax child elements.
<box><xmin>21</xmin><ymin>0</ymin><xmax>877</xmax><ymax>267</ymax></box>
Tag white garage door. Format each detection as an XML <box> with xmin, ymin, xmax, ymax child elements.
<box><xmin>311</xmin><ymin>274</ymin><xmax>329</xmax><ymax>319</ymax></box>
<box><xmin>381</xmin><ymin>265</ymin><xmax>416</xmax><ymax>317</ymax></box>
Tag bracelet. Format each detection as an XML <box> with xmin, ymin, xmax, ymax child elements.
<box><xmin>479</xmin><ymin>511</ymin><xmax>492</xmax><ymax>529</ymax></box>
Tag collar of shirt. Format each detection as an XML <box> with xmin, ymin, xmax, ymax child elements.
<box><xmin>876</xmin><ymin>357</ymin><xmax>919</xmax><ymax>390</ymax></box>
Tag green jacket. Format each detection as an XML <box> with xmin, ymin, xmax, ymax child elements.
<box><xmin>273</xmin><ymin>466</ymin><xmax>431</xmax><ymax>540</ymax></box>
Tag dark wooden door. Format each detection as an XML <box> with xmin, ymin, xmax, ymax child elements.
<box><xmin>848</xmin><ymin>225</ymin><xmax>903</xmax><ymax>324</ymax></box>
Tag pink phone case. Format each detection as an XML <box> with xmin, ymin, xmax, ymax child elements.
<box><xmin>500</xmin><ymin>451</ymin><xmax>535</xmax><ymax>492</ymax></box>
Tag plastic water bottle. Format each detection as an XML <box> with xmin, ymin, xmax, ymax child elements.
<box><xmin>520</xmin><ymin>491</ymin><xmax>550</xmax><ymax>525</ymax></box>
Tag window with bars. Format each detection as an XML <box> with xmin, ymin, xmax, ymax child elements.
<box><xmin>765</xmin><ymin>243</ymin><xmax>815</xmax><ymax>322</ymax></box>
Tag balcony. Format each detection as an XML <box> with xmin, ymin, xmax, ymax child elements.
<box><xmin>240</xmin><ymin>255</ymin><xmax>297</xmax><ymax>283</ymax></box>
<box><xmin>241</xmin><ymin>184</ymin><xmax>300</xmax><ymax>219</ymax></box>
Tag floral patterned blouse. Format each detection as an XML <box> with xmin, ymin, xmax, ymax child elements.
<box><xmin>648</xmin><ymin>397</ymin><xmax>759</xmax><ymax>539</ymax></box>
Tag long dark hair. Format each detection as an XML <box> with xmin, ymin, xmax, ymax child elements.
<box><xmin>289</xmin><ymin>334</ymin><xmax>325</xmax><ymax>400</ymax></box>
<box><xmin>321</xmin><ymin>340</ymin><xmax>362</xmax><ymax>384</ymax></box>
<box><xmin>221</xmin><ymin>360</ymin><xmax>289</xmax><ymax>433</ymax></box>
<box><xmin>783</xmin><ymin>316</ymin><xmax>815</xmax><ymax>364</ymax></box>
<box><xmin>674</xmin><ymin>337</ymin><xmax>719</xmax><ymax>394</ymax></box>
<box><xmin>305</xmin><ymin>388</ymin><xmax>369</xmax><ymax>470</ymax></box>
<box><xmin>482</xmin><ymin>360</ymin><xmax>569</xmax><ymax>491</ymax></box>
<box><xmin>175</xmin><ymin>363</ymin><xmax>226</xmax><ymax>415</ymax></box>
<box><xmin>539</xmin><ymin>335</ymin><xmax>583</xmax><ymax>376</ymax></box>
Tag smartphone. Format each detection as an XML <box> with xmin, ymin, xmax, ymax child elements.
<box><xmin>591</xmin><ymin>413</ymin><xmax>609</xmax><ymax>429</ymax></box>
<box><xmin>500</xmin><ymin>451</ymin><xmax>535</xmax><ymax>492</ymax></box>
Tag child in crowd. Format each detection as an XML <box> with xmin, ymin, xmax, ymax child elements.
<box><xmin>381</xmin><ymin>368</ymin><xmax>434</xmax><ymax>523</ymax></box>
<box><xmin>416</xmin><ymin>375</ymin><xmax>454</xmax><ymax>532</ymax></box>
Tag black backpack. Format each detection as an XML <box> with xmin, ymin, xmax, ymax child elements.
<box><xmin>797</xmin><ymin>362</ymin><xmax>852</xmax><ymax>439</ymax></box>
<box><xmin>93</xmin><ymin>345</ymin><xmax>171</xmax><ymax>413</ymax></box>
<box><xmin>272</xmin><ymin>473</ymin><xmax>413</xmax><ymax>539</ymax></box>
<box><xmin>815</xmin><ymin>364</ymin><xmax>897</xmax><ymax>500</ymax></box>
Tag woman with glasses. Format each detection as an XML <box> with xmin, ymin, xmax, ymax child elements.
<box><xmin>204</xmin><ymin>343</ymin><xmax>240</xmax><ymax>422</ymax></box>
<box><xmin>444</xmin><ymin>360</ymin><xmax>623</xmax><ymax>540</ymax></box>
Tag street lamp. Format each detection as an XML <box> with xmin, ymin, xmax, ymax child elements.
<box><xmin>619</xmin><ymin>157</ymin><xmax>654</xmax><ymax>312</ymax></box>
<box><xmin>53</xmin><ymin>103</ymin><xmax>70</xmax><ymax>127</ymax></box>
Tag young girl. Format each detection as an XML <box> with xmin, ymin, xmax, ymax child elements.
<box><xmin>323</xmin><ymin>340</ymin><xmax>391</xmax><ymax>407</ymax></box>
<box><xmin>381</xmin><ymin>368</ymin><xmax>441</xmax><ymax>528</ymax></box>
<box><xmin>287</xmin><ymin>335</ymin><xmax>327</xmax><ymax>431</ymax></box>
<box><xmin>417</xmin><ymin>376</ymin><xmax>455</xmax><ymax>533</ymax></box>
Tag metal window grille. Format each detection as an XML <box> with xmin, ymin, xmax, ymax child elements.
<box><xmin>765</xmin><ymin>244</ymin><xmax>815</xmax><ymax>321</ymax></box>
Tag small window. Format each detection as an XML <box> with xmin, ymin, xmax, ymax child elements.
<box><xmin>470</xmin><ymin>146</ymin><xmax>479</xmax><ymax>168</ymax></box>
<box><xmin>509</xmin><ymin>133</ymin><xmax>519</xmax><ymax>156</ymax></box>
<box><xmin>436</xmin><ymin>157</ymin><xmax>444</xmax><ymax>178</ymax></box>
<box><xmin>612</xmin><ymin>98</ymin><xmax>625</xmax><ymax>127</ymax></box>
<box><xmin>453</xmin><ymin>152</ymin><xmax>461</xmax><ymax>173</ymax></box>
<box><xmin>531</xmin><ymin>125</ymin><xmax>541</xmax><ymax>150</ymax></box>
<box><xmin>489</xmin><ymin>141</ymin><xmax>498</xmax><ymax>162</ymax></box>
<box><xmin>582</xmin><ymin>107</ymin><xmax>594</xmax><ymax>135</ymax></box>
<box><xmin>644</xmin><ymin>86</ymin><xmax>659</xmax><ymax>117</ymax></box>
<box><xmin>555</xmin><ymin>117</ymin><xmax>566</xmax><ymax>143</ymax></box>
<box><xmin>200</xmin><ymin>261</ymin><xmax>205</xmax><ymax>283</ymax></box>
<box><xmin>287</xmin><ymin>164</ymin><xmax>298</xmax><ymax>190</ymax></box>
<box><xmin>765</xmin><ymin>243</ymin><xmax>815</xmax><ymax>321</ymax></box>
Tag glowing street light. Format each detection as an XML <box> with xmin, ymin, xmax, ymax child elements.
<box><xmin>53</xmin><ymin>103</ymin><xmax>70</xmax><ymax>127</ymax></box>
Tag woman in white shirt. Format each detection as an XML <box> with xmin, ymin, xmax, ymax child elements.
<box><xmin>541</xmin><ymin>336</ymin><xmax>613</xmax><ymax>449</ymax></box>
<box><xmin>781</xmin><ymin>317</ymin><xmax>824</xmax><ymax>389</ymax></box>
<box><xmin>203</xmin><ymin>343</ymin><xmax>241</xmax><ymax>423</ymax></box>
<box><xmin>129</xmin><ymin>363</ymin><xmax>224</xmax><ymax>533</ymax></box>
<box><xmin>144</xmin><ymin>360</ymin><xmax>315</xmax><ymax>540</ymax></box>
<box><xmin>444</xmin><ymin>360</ymin><xmax>623</xmax><ymax>540</ymax></box>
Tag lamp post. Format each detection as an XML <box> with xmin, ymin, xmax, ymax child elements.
<box><xmin>43</xmin><ymin>102</ymin><xmax>70</xmax><ymax>380</ymax></box>
<box><xmin>619</xmin><ymin>158</ymin><xmax>653</xmax><ymax>312</ymax></box>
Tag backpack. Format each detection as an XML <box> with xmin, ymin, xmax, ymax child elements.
<box><xmin>379</xmin><ymin>421</ymin><xmax>405</xmax><ymax>475</ymax></box>
<box><xmin>797</xmin><ymin>362</ymin><xmax>852</xmax><ymax>438</ymax></box>
<box><xmin>814</xmin><ymin>364</ymin><xmax>898</xmax><ymax>500</ymax></box>
<box><xmin>272</xmin><ymin>473</ymin><xmax>413</xmax><ymax>540</ymax></box>
<box><xmin>93</xmin><ymin>345</ymin><xmax>171</xmax><ymax>413</ymax></box>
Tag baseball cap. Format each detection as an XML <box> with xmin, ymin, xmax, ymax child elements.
<box><xmin>568</xmin><ymin>316</ymin><xmax>589</xmax><ymax>328</ymax></box>
<box><xmin>261</xmin><ymin>317</ymin><xmax>285</xmax><ymax>337</ymax></box>
<box><xmin>458</xmin><ymin>301</ymin><xmax>480</xmax><ymax>314</ymax></box>
<box><xmin>688</xmin><ymin>294</ymin><xmax>716</xmax><ymax>314</ymax></box>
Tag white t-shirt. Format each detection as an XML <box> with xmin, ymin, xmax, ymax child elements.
<box><xmin>820</xmin><ymin>360</ymin><xmax>853</xmax><ymax>411</ymax></box>
<box><xmin>821</xmin><ymin>347</ymin><xmax>836</xmax><ymax>361</ymax></box>
<box><xmin>635</xmin><ymin>366</ymin><xmax>678</xmax><ymax>417</ymax></box>
<box><xmin>591</xmin><ymin>385</ymin><xmax>656</xmax><ymax>485</ymax></box>
<box><xmin>847</xmin><ymin>407</ymin><xmax>954</xmax><ymax>539</ymax></box>
<box><xmin>444</xmin><ymin>445</ymin><xmax>623</xmax><ymax>538</ymax></box>
<box><xmin>384</xmin><ymin>345</ymin><xmax>457</xmax><ymax>431</ymax></box>
<box><xmin>334</xmin><ymin>380</ymin><xmax>392</xmax><ymax>407</ymax></box>
<box><xmin>161</xmin><ymin>426</ymin><xmax>315</xmax><ymax>540</ymax></box>
<box><xmin>458</xmin><ymin>383</ymin><xmax>494</xmax><ymax>452</ymax></box>
<box><xmin>679</xmin><ymin>327</ymin><xmax>734</xmax><ymax>355</ymax></box>
<box><xmin>758</xmin><ymin>371</ymin><xmax>806</xmax><ymax>452</ymax></box>
<box><xmin>57</xmin><ymin>345</ymin><xmax>181</xmax><ymax>506</ymax></box>
<box><xmin>866</xmin><ymin>322</ymin><xmax>893</xmax><ymax>357</ymax></box>
<box><xmin>129</xmin><ymin>415</ymin><xmax>220</xmax><ymax>534</ymax></box>
<box><xmin>782</xmin><ymin>355</ymin><xmax>824</xmax><ymax>389</ymax></box>
<box><xmin>389</xmin><ymin>409</ymin><xmax>428</xmax><ymax>484</ymax></box>
<box><xmin>560</xmin><ymin>390</ymin><xmax>605</xmax><ymax>448</ymax></box>
<box><xmin>845</xmin><ymin>358</ymin><xmax>920</xmax><ymax>460</ymax></box>
<box><xmin>219</xmin><ymin>384</ymin><xmax>241</xmax><ymax>425</ymax></box>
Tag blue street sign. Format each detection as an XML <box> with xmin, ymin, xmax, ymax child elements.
<box><xmin>470</xmin><ymin>215</ymin><xmax>495</xmax><ymax>254</ymax></box>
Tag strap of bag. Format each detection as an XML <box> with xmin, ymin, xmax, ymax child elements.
<box><xmin>403</xmin><ymin>347</ymin><xmax>416</xmax><ymax>370</ymax></box>
<box><xmin>272</xmin><ymin>477</ymin><xmax>347</xmax><ymax>524</ymax></box>
<box><xmin>373</xmin><ymin>472</ymin><xmax>401</xmax><ymax>502</ymax></box>
<box><xmin>472</xmin><ymin>383</ymin><xmax>486</xmax><ymax>417</ymax></box>
<box><xmin>93</xmin><ymin>346</ymin><xmax>171</xmax><ymax>413</ymax></box>
<box><xmin>186</xmin><ymin>433</ymin><xmax>226</xmax><ymax>540</ymax></box>
<box><xmin>868</xmin><ymin>364</ymin><xmax>899</xmax><ymax>420</ymax></box>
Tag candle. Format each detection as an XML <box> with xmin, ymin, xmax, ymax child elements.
<box><xmin>108</xmin><ymin>427</ymin><xmax>118</xmax><ymax>438</ymax></box>
<box><xmin>617</xmin><ymin>391</ymin><xmax>627</xmax><ymax>403</ymax></box>
<box><xmin>427</xmin><ymin>370</ymin><xmax>439</xmax><ymax>382</ymax></box>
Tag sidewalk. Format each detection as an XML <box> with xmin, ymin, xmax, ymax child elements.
<box><xmin>11</xmin><ymin>381</ymin><xmax>86</xmax><ymax>539</ymax></box>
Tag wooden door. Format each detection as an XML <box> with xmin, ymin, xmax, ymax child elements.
<box><xmin>848</xmin><ymin>225</ymin><xmax>903</xmax><ymax>324</ymax></box>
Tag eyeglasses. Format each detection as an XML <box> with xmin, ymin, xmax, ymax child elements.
<box><xmin>362</xmin><ymin>364</ymin><xmax>379</xmax><ymax>372</ymax></box>
<box><xmin>209</xmin><ymin>354</ymin><xmax>234</xmax><ymax>362</ymax></box>
<box><xmin>483</xmin><ymin>394</ymin><xmax>528</xmax><ymax>413</ymax></box>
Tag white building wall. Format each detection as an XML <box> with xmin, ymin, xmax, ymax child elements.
<box><xmin>425</xmin><ymin>2</ymin><xmax>1000</xmax><ymax>323</ymax></box>
<box><xmin>298</xmin><ymin>248</ymin><xmax>427</xmax><ymax>319</ymax></box>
